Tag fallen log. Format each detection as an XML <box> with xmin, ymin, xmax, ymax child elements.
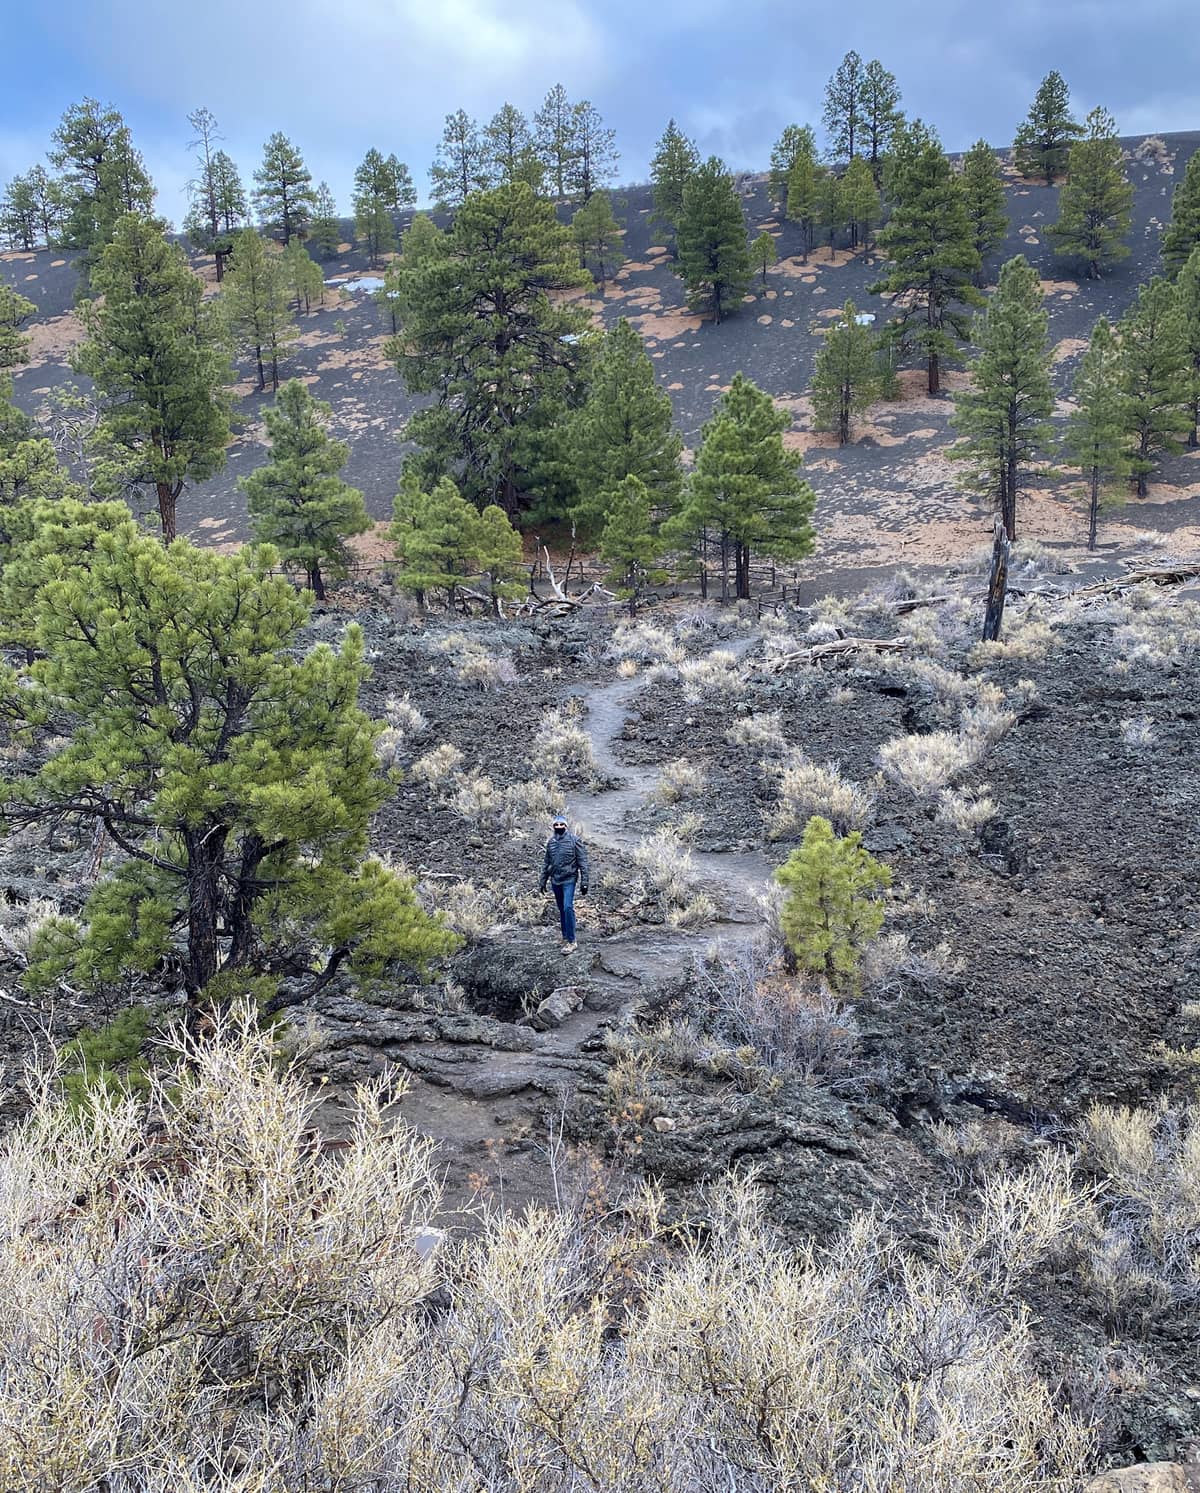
<box><xmin>1071</xmin><ymin>560</ymin><xmax>1200</xmax><ymax>598</ymax></box>
<box><xmin>767</xmin><ymin>635</ymin><xmax>911</xmax><ymax>671</ymax></box>
<box><xmin>853</xmin><ymin>594</ymin><xmax>953</xmax><ymax>615</ymax></box>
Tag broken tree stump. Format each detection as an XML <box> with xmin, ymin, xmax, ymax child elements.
<box><xmin>982</xmin><ymin>517</ymin><xmax>1010</xmax><ymax>643</ymax></box>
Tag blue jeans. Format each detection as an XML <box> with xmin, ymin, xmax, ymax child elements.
<box><xmin>552</xmin><ymin>880</ymin><xmax>576</xmax><ymax>942</ymax></box>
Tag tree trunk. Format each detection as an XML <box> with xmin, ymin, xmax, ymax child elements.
<box><xmin>185</xmin><ymin>834</ymin><xmax>225</xmax><ymax>994</ymax></box>
<box><xmin>839</xmin><ymin>386</ymin><xmax>850</xmax><ymax>445</ymax></box>
<box><xmin>156</xmin><ymin>481</ymin><xmax>179</xmax><ymax>543</ymax></box>
<box><xmin>982</xmin><ymin>517</ymin><xmax>1010</xmax><ymax>643</ymax></box>
<box><xmin>310</xmin><ymin>564</ymin><xmax>326</xmax><ymax>601</ymax></box>
<box><xmin>736</xmin><ymin>543</ymin><xmax>751</xmax><ymax>601</ymax></box>
<box><xmin>1088</xmin><ymin>465</ymin><xmax>1099</xmax><ymax>551</ymax></box>
<box><xmin>255</xmin><ymin>346</ymin><xmax>265</xmax><ymax>390</ymax></box>
<box><xmin>1005</xmin><ymin>415</ymin><xmax>1018</xmax><ymax>541</ymax></box>
<box><xmin>719</xmin><ymin>532</ymin><xmax>730</xmax><ymax>604</ymax></box>
<box><xmin>927</xmin><ymin>351</ymin><xmax>939</xmax><ymax>396</ymax></box>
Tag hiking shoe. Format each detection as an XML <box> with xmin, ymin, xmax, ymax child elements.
<box><xmin>561</xmin><ymin>941</ymin><xmax>577</xmax><ymax>957</ymax></box>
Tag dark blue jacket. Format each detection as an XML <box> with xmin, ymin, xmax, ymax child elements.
<box><xmin>539</xmin><ymin>831</ymin><xmax>589</xmax><ymax>892</ymax></box>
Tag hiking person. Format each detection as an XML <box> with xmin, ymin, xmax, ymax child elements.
<box><xmin>538</xmin><ymin>814</ymin><xmax>589</xmax><ymax>955</ymax></box>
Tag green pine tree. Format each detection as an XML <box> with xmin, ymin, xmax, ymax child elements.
<box><xmin>353</xmin><ymin>147</ymin><xmax>398</xmax><ymax>266</ymax></box>
<box><xmin>1</xmin><ymin>172</ymin><xmax>39</xmax><ymax>249</ymax></box>
<box><xmin>959</xmin><ymin>139</ymin><xmax>1008</xmax><ymax>285</ymax></box>
<box><xmin>484</xmin><ymin>104</ymin><xmax>533</xmax><ymax>185</ymax></box>
<box><xmin>823</xmin><ymin>51</ymin><xmax>866</xmax><ymax>162</ymax></box>
<box><xmin>1013</xmin><ymin>70</ymin><xmax>1083</xmax><ymax>185</ymax></box>
<box><xmin>786</xmin><ymin>152</ymin><xmax>821</xmax><ymax>260</ymax></box>
<box><xmin>240</xmin><ymin>380</ymin><xmax>370</xmax><ymax>599</ymax></box>
<box><xmin>871</xmin><ymin>132</ymin><xmax>983</xmax><ymax>393</ymax></box>
<box><xmin>1176</xmin><ymin>245</ymin><xmax>1200</xmax><ymax>446</ymax></box>
<box><xmin>390</xmin><ymin>472</ymin><xmax>480</xmax><ymax>611</ymax></box>
<box><xmin>571</xmin><ymin>190</ymin><xmax>624</xmax><ymax>289</ymax></box>
<box><xmin>472</xmin><ymin>504</ymin><xmax>525</xmax><ymax>615</ymax></box>
<box><xmin>1163</xmin><ymin>151</ymin><xmax>1200</xmax><ymax>278</ymax></box>
<box><xmin>862</xmin><ymin>59</ymin><xmax>903</xmax><ymax>182</ymax></box>
<box><xmin>221</xmin><ymin>228</ymin><xmax>297</xmax><ymax>392</ymax></box>
<box><xmin>3</xmin><ymin>511</ymin><xmax>454</xmax><ymax>995</ymax></box>
<box><xmin>375</xmin><ymin>212</ymin><xmax>444</xmax><ymax>334</ymax></box>
<box><xmin>811</xmin><ymin>300</ymin><xmax>879</xmax><ymax>444</ymax></box>
<box><xmin>280</xmin><ymin>238</ymin><xmax>324</xmax><ymax>313</ymax></box>
<box><xmin>392</xmin><ymin>183</ymin><xmax>590</xmax><ymax>515</ymax></box>
<box><xmin>1048</xmin><ymin>107</ymin><xmax>1133</xmax><ymax>279</ymax></box>
<box><xmin>774</xmin><ymin>815</ymin><xmax>891</xmax><ymax>992</ymax></box>
<box><xmin>429</xmin><ymin>109</ymin><xmax>491</xmax><ymax>209</ymax></box>
<box><xmin>841</xmin><ymin>155</ymin><xmax>880</xmax><ymax>251</ymax></box>
<box><xmin>769</xmin><ymin>124</ymin><xmax>817</xmax><ymax>210</ymax></box>
<box><xmin>0</xmin><ymin>285</ymin><xmax>34</xmax><ymax>372</ymax></box>
<box><xmin>670</xmin><ymin>373</ymin><xmax>815</xmax><ymax>601</ymax></box>
<box><xmin>49</xmin><ymin>98</ymin><xmax>155</xmax><ymax>266</ymax></box>
<box><xmin>675</xmin><ymin>158</ymin><xmax>753</xmax><ymax>323</ymax></box>
<box><xmin>252</xmin><ymin>132</ymin><xmax>318</xmax><ymax>244</ymax></box>
<box><xmin>951</xmin><ymin>254</ymin><xmax>1053</xmax><ymax>540</ymax></box>
<box><xmin>567</xmin><ymin>101</ymin><xmax>618</xmax><ymax>199</ymax></box>
<box><xmin>815</xmin><ymin>169</ymin><xmax>845</xmax><ymax>251</ymax></box>
<box><xmin>309</xmin><ymin>182</ymin><xmax>342</xmax><ymax>259</ymax></box>
<box><xmin>382</xmin><ymin>154</ymin><xmax>417</xmax><ymax>213</ymax></box>
<box><xmin>751</xmin><ymin>231</ymin><xmax>777</xmax><ymax>285</ymax></box>
<box><xmin>73</xmin><ymin>214</ymin><xmax>230</xmax><ymax>541</ymax></box>
<box><xmin>569</xmin><ymin>317</ymin><xmax>683</xmax><ymax>537</ymax></box>
<box><xmin>650</xmin><ymin>119</ymin><xmax>700</xmax><ymax>257</ymax></box>
<box><xmin>600</xmin><ymin>475</ymin><xmax>666</xmax><ymax>613</ymax></box>
<box><xmin>183</xmin><ymin>109</ymin><xmax>245</xmax><ymax>281</ymax></box>
<box><xmin>1117</xmin><ymin>276</ymin><xmax>1193</xmax><ymax>496</ymax></box>
<box><xmin>534</xmin><ymin>84</ymin><xmax>576</xmax><ymax>200</ymax></box>
<box><xmin>1065</xmin><ymin>317</ymin><xmax>1128</xmax><ymax>549</ymax></box>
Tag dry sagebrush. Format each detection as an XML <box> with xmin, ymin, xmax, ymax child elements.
<box><xmin>767</xmin><ymin>749</ymin><xmax>877</xmax><ymax>838</ymax></box>
<box><xmin>0</xmin><ymin>1014</ymin><xmax>1097</xmax><ymax>1491</ymax></box>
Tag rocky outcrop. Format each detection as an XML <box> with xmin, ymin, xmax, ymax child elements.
<box><xmin>1086</xmin><ymin>1464</ymin><xmax>1198</xmax><ymax>1493</ymax></box>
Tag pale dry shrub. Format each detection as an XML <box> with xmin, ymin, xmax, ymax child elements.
<box><xmin>1134</xmin><ymin>134</ymin><xmax>1169</xmax><ymax>163</ymax></box>
<box><xmin>531</xmin><ymin>707</ymin><xmax>598</xmax><ymax>786</ymax></box>
<box><xmin>383</xmin><ymin>693</ymin><xmax>427</xmax><ymax>736</ymax></box>
<box><xmin>501</xmin><ymin>778</ymin><xmax>564</xmax><ymax>833</ymax></box>
<box><xmin>0</xmin><ymin>1015</ymin><xmax>1095</xmax><ymax>1492</ymax></box>
<box><xmin>631</xmin><ymin>827</ymin><xmax>716</xmax><ymax>927</ymax></box>
<box><xmin>616</xmin><ymin>658</ymin><xmax>639</xmax><ymax>679</ymax></box>
<box><xmin>1082</xmin><ymin>1099</ymin><xmax>1200</xmax><ymax>1313</ymax></box>
<box><xmin>969</xmin><ymin>614</ymin><xmax>1055</xmax><ymax>665</ymax></box>
<box><xmin>607</xmin><ymin>621</ymin><xmax>683</xmax><ymax>666</ymax></box>
<box><xmin>409</xmin><ymin>742</ymin><xmax>465</xmax><ymax>787</ymax></box>
<box><xmin>809</xmin><ymin>592</ymin><xmax>853</xmax><ymax>630</ymax></box>
<box><xmin>860</xmin><ymin>932</ymin><xmax>962</xmax><ymax>1001</ymax></box>
<box><xmin>878</xmin><ymin>695</ymin><xmax>1011</xmax><ymax>796</ymax></box>
<box><xmin>1120</xmin><ymin>714</ymin><xmax>1157</xmax><ymax>748</ymax></box>
<box><xmin>937</xmin><ymin>786</ymin><xmax>999</xmax><ymax>833</ymax></box>
<box><xmin>767</xmin><ymin>749</ymin><xmax>876</xmax><ymax>838</ymax></box>
<box><xmin>726</xmin><ymin>710</ymin><xmax>786</xmax><ymax>755</ymax></box>
<box><xmin>899</xmin><ymin>656</ymin><xmax>976</xmax><ymax>704</ymax></box>
<box><xmin>418</xmin><ymin>877</ymin><xmax>544</xmax><ymax>940</ymax></box>
<box><xmin>449</xmin><ymin>772</ymin><xmax>501</xmax><ymax>820</ymax></box>
<box><xmin>677</xmin><ymin>647</ymin><xmax>743</xmax><ymax>701</ymax></box>
<box><xmin>373</xmin><ymin>725</ymin><xmax>406</xmax><ymax>770</ymax></box>
<box><xmin>457</xmin><ymin>651</ymin><xmax>518</xmax><ymax>689</ymax></box>
<box><xmin>0</xmin><ymin>896</ymin><xmax>67</xmax><ymax>965</ymax></box>
<box><xmin>655</xmin><ymin>757</ymin><xmax>706</xmax><ymax>804</ymax></box>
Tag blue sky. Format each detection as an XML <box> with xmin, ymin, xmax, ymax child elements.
<box><xmin>2</xmin><ymin>0</ymin><xmax>1197</xmax><ymax>226</ymax></box>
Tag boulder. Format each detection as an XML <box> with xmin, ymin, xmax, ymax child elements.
<box><xmin>1086</xmin><ymin>1464</ymin><xmax>1194</xmax><ymax>1493</ymax></box>
<box><xmin>525</xmin><ymin>986</ymin><xmax>585</xmax><ymax>1032</ymax></box>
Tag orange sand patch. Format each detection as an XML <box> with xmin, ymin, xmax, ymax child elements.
<box><xmin>315</xmin><ymin>334</ymin><xmax>392</xmax><ymax>374</ymax></box>
<box><xmin>23</xmin><ymin>274</ymin><xmax>38</xmax><ymax>281</ymax></box>
<box><xmin>646</xmin><ymin>246</ymin><xmax>670</xmax><ymax>257</ymax></box>
<box><xmin>615</xmin><ymin>260</ymin><xmax>656</xmax><ymax>277</ymax></box>
<box><xmin>629</xmin><ymin>308</ymin><xmax>705</xmax><ymax>339</ymax></box>
<box><xmin>1142</xmin><ymin>481</ymin><xmax>1200</xmax><ymax>504</ymax></box>
<box><xmin>50</xmin><ymin>259</ymin><xmax>66</xmax><ymax>267</ymax></box>
<box><xmin>781</xmin><ymin>319</ymin><xmax>795</xmax><ymax>328</ymax></box>
<box><xmin>0</xmin><ymin>251</ymin><xmax>36</xmax><ymax>263</ymax></box>
<box><xmin>1052</xmin><ymin>337</ymin><xmax>1089</xmax><ymax>364</ymax></box>
<box><xmin>705</xmin><ymin>382</ymin><xmax>731</xmax><ymax>393</ymax></box>
<box><xmin>23</xmin><ymin>311</ymin><xmax>86</xmax><ymax>366</ymax></box>
<box><xmin>1039</xmin><ymin>278</ymin><xmax>1079</xmax><ymax>297</ymax></box>
<box><xmin>757</xmin><ymin>314</ymin><xmax>773</xmax><ymax>325</ymax></box>
<box><xmin>764</xmin><ymin>289</ymin><xmax>777</xmax><ymax>300</ymax></box>
<box><xmin>348</xmin><ymin>521</ymin><xmax>396</xmax><ymax>569</ymax></box>
<box><xmin>667</xmin><ymin>381</ymin><xmax>684</xmax><ymax>390</ymax></box>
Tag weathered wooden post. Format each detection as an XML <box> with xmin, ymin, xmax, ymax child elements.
<box><xmin>982</xmin><ymin>515</ymin><xmax>1010</xmax><ymax>642</ymax></box>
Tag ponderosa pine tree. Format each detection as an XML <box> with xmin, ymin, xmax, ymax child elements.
<box><xmin>472</xmin><ymin>503</ymin><xmax>525</xmax><ymax>615</ymax></box>
<box><xmin>811</xmin><ymin>300</ymin><xmax>879</xmax><ymax>444</ymax></box>
<box><xmin>1117</xmin><ymin>276</ymin><xmax>1192</xmax><ymax>495</ymax></box>
<box><xmin>841</xmin><ymin>156</ymin><xmax>880</xmax><ymax>250</ymax></box>
<box><xmin>752</xmin><ymin>231</ymin><xmax>777</xmax><ymax>285</ymax></box>
<box><xmin>50</xmin><ymin>98</ymin><xmax>155</xmax><ymax>262</ymax></box>
<box><xmin>600</xmin><ymin>475</ymin><xmax>666</xmax><ymax>613</ymax></box>
<box><xmin>569</xmin><ymin>317</ymin><xmax>683</xmax><ymax>536</ymax></box>
<box><xmin>184</xmin><ymin>108</ymin><xmax>241</xmax><ymax>280</ymax></box>
<box><xmin>671</xmin><ymin>373</ymin><xmax>815</xmax><ymax>602</ymax></box>
<box><xmin>1013</xmin><ymin>70</ymin><xmax>1082</xmax><ymax>185</ymax></box>
<box><xmin>390</xmin><ymin>472</ymin><xmax>481</xmax><ymax>611</ymax></box>
<box><xmin>1065</xmin><ymin>317</ymin><xmax>1128</xmax><ymax>549</ymax></box>
<box><xmin>280</xmin><ymin>237</ymin><xmax>324</xmax><ymax>313</ymax></box>
<box><xmin>240</xmin><ymin>380</ymin><xmax>369</xmax><ymax>600</ymax></box>
<box><xmin>871</xmin><ymin>132</ymin><xmax>982</xmax><ymax>393</ymax></box>
<box><xmin>25</xmin><ymin>165</ymin><xmax>70</xmax><ymax>248</ymax></box>
<box><xmin>2</xmin><ymin>510</ymin><xmax>454</xmax><ymax>995</ymax></box>
<box><xmin>959</xmin><ymin>140</ymin><xmax>1008</xmax><ymax>285</ymax></box>
<box><xmin>787</xmin><ymin>150</ymin><xmax>822</xmax><ymax>260</ymax></box>
<box><xmin>309</xmin><ymin>183</ymin><xmax>341</xmax><ymax>259</ymax></box>
<box><xmin>650</xmin><ymin>120</ymin><xmax>700</xmax><ymax>257</ymax></box>
<box><xmin>73</xmin><ymin>214</ymin><xmax>230</xmax><ymax>541</ymax></box>
<box><xmin>253</xmin><ymin>133</ymin><xmax>317</xmax><ymax>244</ymax></box>
<box><xmin>377</xmin><ymin>212</ymin><xmax>443</xmax><ymax>334</ymax></box>
<box><xmin>862</xmin><ymin>60</ymin><xmax>903</xmax><ymax>181</ymax></box>
<box><xmin>0</xmin><ymin>285</ymin><xmax>34</xmax><ymax>372</ymax></box>
<box><xmin>353</xmin><ymin>148</ymin><xmax>398</xmax><ymax>266</ymax></box>
<box><xmin>815</xmin><ymin>169</ymin><xmax>844</xmax><ymax>252</ymax></box>
<box><xmin>568</xmin><ymin>102</ymin><xmax>618</xmax><ymax>200</ymax></box>
<box><xmin>571</xmin><ymin>190</ymin><xmax>624</xmax><ymax>289</ymax></box>
<box><xmin>485</xmin><ymin>104</ymin><xmax>533</xmax><ymax>185</ymax></box>
<box><xmin>1</xmin><ymin>173</ymin><xmax>39</xmax><ymax>249</ymax></box>
<box><xmin>429</xmin><ymin>110</ymin><xmax>490</xmax><ymax>209</ymax></box>
<box><xmin>676</xmin><ymin>158</ymin><xmax>752</xmax><ymax>323</ymax></box>
<box><xmin>769</xmin><ymin>124</ymin><xmax>818</xmax><ymax>211</ymax></box>
<box><xmin>774</xmin><ymin>815</ymin><xmax>890</xmax><ymax>992</ymax></box>
<box><xmin>535</xmin><ymin>84</ymin><xmax>576</xmax><ymax>199</ymax></box>
<box><xmin>823</xmin><ymin>51</ymin><xmax>866</xmax><ymax>162</ymax></box>
<box><xmin>222</xmin><ymin>227</ymin><xmax>297</xmax><ymax>392</ymax></box>
<box><xmin>1049</xmin><ymin>107</ymin><xmax>1133</xmax><ymax>279</ymax></box>
<box><xmin>392</xmin><ymin>183</ymin><xmax>589</xmax><ymax>514</ymax></box>
<box><xmin>951</xmin><ymin>254</ymin><xmax>1053</xmax><ymax>540</ymax></box>
<box><xmin>383</xmin><ymin>154</ymin><xmax>417</xmax><ymax>213</ymax></box>
<box><xmin>1163</xmin><ymin>151</ymin><xmax>1200</xmax><ymax>278</ymax></box>
<box><xmin>1176</xmin><ymin>245</ymin><xmax>1200</xmax><ymax>446</ymax></box>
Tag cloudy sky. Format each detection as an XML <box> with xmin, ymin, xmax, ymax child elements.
<box><xmin>2</xmin><ymin>0</ymin><xmax>1197</xmax><ymax>226</ymax></box>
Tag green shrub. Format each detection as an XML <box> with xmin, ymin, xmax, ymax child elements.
<box><xmin>60</xmin><ymin>1006</ymin><xmax>152</xmax><ymax>1112</ymax></box>
<box><xmin>774</xmin><ymin>815</ymin><xmax>891</xmax><ymax>992</ymax></box>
